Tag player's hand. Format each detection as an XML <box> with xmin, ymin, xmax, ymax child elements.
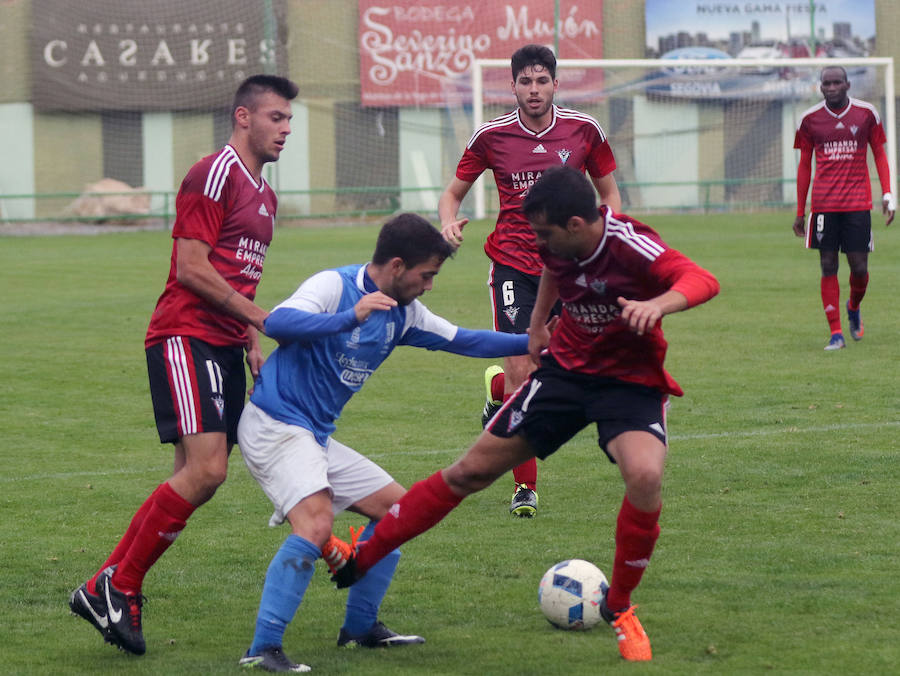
<box><xmin>354</xmin><ymin>291</ymin><xmax>397</xmax><ymax>323</ymax></box>
<box><xmin>792</xmin><ymin>215</ymin><xmax>806</xmax><ymax>237</ymax></box>
<box><xmin>882</xmin><ymin>195</ymin><xmax>895</xmax><ymax>226</ymax></box>
<box><xmin>245</xmin><ymin>345</ymin><xmax>265</xmax><ymax>394</ymax></box>
<box><xmin>441</xmin><ymin>217</ymin><xmax>469</xmax><ymax>248</ymax></box>
<box><xmin>617</xmin><ymin>296</ymin><xmax>663</xmax><ymax>336</ymax></box>
<box><xmin>526</xmin><ymin>316</ymin><xmax>558</xmax><ymax>365</ymax></box>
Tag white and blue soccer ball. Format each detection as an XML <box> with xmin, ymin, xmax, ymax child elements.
<box><xmin>538</xmin><ymin>559</ymin><xmax>609</xmax><ymax>630</ymax></box>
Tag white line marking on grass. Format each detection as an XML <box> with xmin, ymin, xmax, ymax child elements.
<box><xmin>2</xmin><ymin>466</ymin><xmax>169</xmax><ymax>484</ymax></box>
<box><xmin>668</xmin><ymin>420</ymin><xmax>900</xmax><ymax>441</ymax></box>
<box><xmin>6</xmin><ymin>420</ymin><xmax>897</xmax><ymax>483</ymax></box>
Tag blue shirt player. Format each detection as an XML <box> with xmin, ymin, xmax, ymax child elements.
<box><xmin>237</xmin><ymin>213</ymin><xmax>532</xmax><ymax>672</ymax></box>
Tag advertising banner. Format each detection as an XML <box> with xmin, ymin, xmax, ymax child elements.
<box><xmin>358</xmin><ymin>0</ymin><xmax>605</xmax><ymax>107</ymax></box>
<box><xmin>643</xmin><ymin>0</ymin><xmax>877</xmax><ymax>100</ymax></box>
<box><xmin>31</xmin><ymin>0</ymin><xmax>287</xmax><ymax>111</ymax></box>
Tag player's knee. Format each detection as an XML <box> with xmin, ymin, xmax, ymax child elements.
<box><xmin>849</xmin><ymin>262</ymin><xmax>868</xmax><ymax>277</ymax></box>
<box><xmin>623</xmin><ymin>465</ymin><xmax>662</xmax><ymax>500</ymax></box>
<box><xmin>444</xmin><ymin>462</ymin><xmax>497</xmax><ymax>495</ymax></box>
<box><xmin>306</xmin><ymin>513</ymin><xmax>336</xmax><ymax>549</ymax></box>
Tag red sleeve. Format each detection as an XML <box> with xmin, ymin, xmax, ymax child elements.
<box><xmin>871</xmin><ymin>141</ymin><xmax>892</xmax><ymax>196</ymax></box>
<box><xmin>650</xmin><ymin>249</ymin><xmax>720</xmax><ymax>308</ymax></box>
<box><xmin>172</xmin><ymin>163</ymin><xmax>225</xmax><ymax>246</ymax></box>
<box><xmin>586</xmin><ymin>132</ymin><xmax>617</xmax><ymax>178</ymax></box>
<box><xmin>795</xmin><ymin>146</ymin><xmax>812</xmax><ymax>218</ymax></box>
<box><xmin>455</xmin><ymin>141</ymin><xmax>488</xmax><ymax>183</ymax></box>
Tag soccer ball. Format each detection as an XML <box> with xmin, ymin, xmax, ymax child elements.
<box><xmin>538</xmin><ymin>559</ymin><xmax>609</xmax><ymax>630</ymax></box>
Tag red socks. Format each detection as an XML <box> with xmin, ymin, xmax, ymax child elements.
<box><xmin>820</xmin><ymin>275</ymin><xmax>842</xmax><ymax>335</ymax></box>
<box><xmin>86</xmin><ymin>484</ymin><xmax>164</xmax><ymax>595</ymax></box>
<box><xmin>499</xmin><ymin>384</ymin><xmax>537</xmax><ymax>490</ymax></box>
<box><xmin>512</xmin><ymin>457</ymin><xmax>537</xmax><ymax>490</ymax></box>
<box><xmin>110</xmin><ymin>482</ymin><xmax>196</xmax><ymax>594</ymax></box>
<box><xmin>848</xmin><ymin>272</ymin><xmax>868</xmax><ymax>311</ymax></box>
<box><xmin>606</xmin><ymin>496</ymin><xmax>661</xmax><ymax>612</ymax></box>
<box><xmin>357</xmin><ymin>471</ymin><xmax>463</xmax><ymax>574</ymax></box>
<box><xmin>489</xmin><ymin>370</ymin><xmax>505</xmax><ymax>402</ymax></box>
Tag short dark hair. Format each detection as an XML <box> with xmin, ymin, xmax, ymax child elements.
<box><xmin>522</xmin><ymin>167</ymin><xmax>598</xmax><ymax>228</ymax></box>
<box><xmin>231</xmin><ymin>74</ymin><xmax>299</xmax><ymax>124</ymax></box>
<box><xmin>820</xmin><ymin>65</ymin><xmax>848</xmax><ymax>82</ymax></box>
<box><xmin>511</xmin><ymin>44</ymin><xmax>557</xmax><ymax>81</ymax></box>
<box><xmin>372</xmin><ymin>213</ymin><xmax>456</xmax><ymax>267</ymax></box>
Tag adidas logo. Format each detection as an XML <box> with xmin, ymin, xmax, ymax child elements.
<box><xmin>258</xmin><ymin>203</ymin><xmax>269</xmax><ymax>217</ymax></box>
<box><xmin>532</xmin><ymin>143</ymin><xmax>547</xmax><ymax>154</ymax></box>
<box><xmin>649</xmin><ymin>422</ymin><xmax>665</xmax><ymax>435</ymax></box>
<box><xmin>625</xmin><ymin>558</ymin><xmax>650</xmax><ymax>568</ymax></box>
<box><xmin>835</xmin><ymin>122</ymin><xmax>845</xmax><ymax>129</ymax></box>
<box><xmin>574</xmin><ymin>273</ymin><xmax>588</xmax><ymax>287</ymax></box>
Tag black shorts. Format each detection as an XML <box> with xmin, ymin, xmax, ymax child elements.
<box><xmin>807</xmin><ymin>210</ymin><xmax>873</xmax><ymax>253</ymax></box>
<box><xmin>486</xmin><ymin>357</ymin><xmax>669</xmax><ymax>462</ymax></box>
<box><xmin>489</xmin><ymin>262</ymin><xmax>560</xmax><ymax>334</ymax></box>
<box><xmin>146</xmin><ymin>336</ymin><xmax>247</xmax><ymax>445</ymax></box>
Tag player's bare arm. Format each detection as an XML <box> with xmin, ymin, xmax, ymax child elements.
<box><xmin>591</xmin><ymin>172</ymin><xmax>622</xmax><ymax>214</ymax></box>
<box><xmin>792</xmin><ymin>215</ymin><xmax>806</xmax><ymax>237</ymax></box>
<box><xmin>175</xmin><ymin>237</ymin><xmax>269</xmax><ymax>332</ymax></box>
<box><xmin>438</xmin><ymin>177</ymin><xmax>473</xmax><ymax>247</ymax></box>
<box><xmin>883</xmin><ymin>196</ymin><xmax>895</xmax><ymax>226</ymax></box>
<box><xmin>527</xmin><ymin>268</ymin><xmax>559</xmax><ymax>364</ymax></box>
<box><xmin>245</xmin><ymin>325</ymin><xmax>264</xmax><ymax>381</ymax></box>
<box><xmin>354</xmin><ymin>291</ymin><xmax>398</xmax><ymax>323</ymax></box>
<box><xmin>617</xmin><ymin>291</ymin><xmax>688</xmax><ymax>336</ymax></box>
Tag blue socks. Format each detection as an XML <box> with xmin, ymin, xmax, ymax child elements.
<box><xmin>249</xmin><ymin>534</ymin><xmax>320</xmax><ymax>654</ymax></box>
<box><xmin>341</xmin><ymin>522</ymin><xmax>401</xmax><ymax>637</ymax></box>
<box><xmin>248</xmin><ymin>523</ymin><xmax>401</xmax><ymax>653</ymax></box>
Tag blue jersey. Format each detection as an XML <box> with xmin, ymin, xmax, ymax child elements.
<box><xmin>250</xmin><ymin>263</ymin><xmax>528</xmax><ymax>445</ymax></box>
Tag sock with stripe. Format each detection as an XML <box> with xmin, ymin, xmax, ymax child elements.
<box><xmin>111</xmin><ymin>481</ymin><xmax>196</xmax><ymax>594</ymax></box>
<box><xmin>820</xmin><ymin>274</ymin><xmax>842</xmax><ymax>335</ymax></box>
<box><xmin>357</xmin><ymin>471</ymin><xmax>463</xmax><ymax>575</ymax></box>
<box><xmin>606</xmin><ymin>495</ymin><xmax>661</xmax><ymax>612</ymax></box>
<box><xmin>86</xmin><ymin>484</ymin><xmax>163</xmax><ymax>595</ymax></box>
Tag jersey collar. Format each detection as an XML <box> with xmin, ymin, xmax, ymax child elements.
<box><xmin>516</xmin><ymin>105</ymin><xmax>558</xmax><ymax>138</ymax></box>
<box><xmin>225</xmin><ymin>144</ymin><xmax>267</xmax><ymax>193</ymax></box>
<box><xmin>824</xmin><ymin>100</ymin><xmax>852</xmax><ymax>120</ymax></box>
<box><xmin>578</xmin><ymin>207</ymin><xmax>610</xmax><ymax>267</ymax></box>
<box><xmin>357</xmin><ymin>264</ymin><xmax>379</xmax><ymax>293</ymax></box>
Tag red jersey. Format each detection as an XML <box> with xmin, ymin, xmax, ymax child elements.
<box><xmin>457</xmin><ymin>105</ymin><xmax>616</xmax><ymax>275</ymax></box>
<box><xmin>145</xmin><ymin>145</ymin><xmax>276</xmax><ymax>348</ymax></box>
<box><xmin>794</xmin><ymin>98</ymin><xmax>887</xmax><ymax>212</ymax></box>
<box><xmin>541</xmin><ymin>209</ymin><xmax>715</xmax><ymax>396</ymax></box>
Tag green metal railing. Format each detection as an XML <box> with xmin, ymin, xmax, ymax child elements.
<box><xmin>0</xmin><ymin>177</ymin><xmax>813</xmax><ymax>227</ymax></box>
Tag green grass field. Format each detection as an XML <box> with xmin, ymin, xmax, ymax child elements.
<box><xmin>2</xmin><ymin>213</ymin><xmax>899</xmax><ymax>675</ymax></box>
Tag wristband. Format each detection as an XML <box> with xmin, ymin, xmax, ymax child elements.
<box><xmin>883</xmin><ymin>192</ymin><xmax>895</xmax><ymax>211</ymax></box>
